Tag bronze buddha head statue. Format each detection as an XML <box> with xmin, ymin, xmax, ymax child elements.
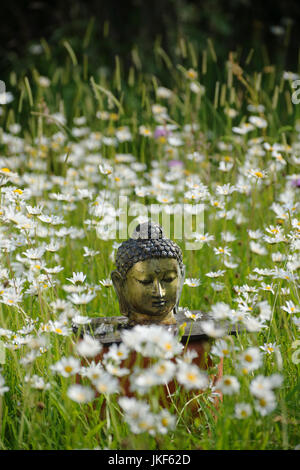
<box><xmin>111</xmin><ymin>222</ymin><xmax>185</xmax><ymax>325</ymax></box>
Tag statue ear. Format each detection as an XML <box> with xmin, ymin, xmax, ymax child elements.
<box><xmin>174</xmin><ymin>264</ymin><xmax>185</xmax><ymax>315</ymax></box>
<box><xmin>111</xmin><ymin>270</ymin><xmax>129</xmax><ymax>317</ymax></box>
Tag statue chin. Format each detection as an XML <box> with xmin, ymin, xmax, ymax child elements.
<box><xmin>128</xmin><ymin>309</ymin><xmax>177</xmax><ymax>325</ymax></box>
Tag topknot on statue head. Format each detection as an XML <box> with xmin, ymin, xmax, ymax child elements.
<box><xmin>131</xmin><ymin>221</ymin><xmax>164</xmax><ymax>241</ymax></box>
<box><xmin>115</xmin><ymin>221</ymin><xmax>185</xmax><ymax>280</ymax></box>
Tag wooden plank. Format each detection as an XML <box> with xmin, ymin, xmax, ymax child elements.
<box><xmin>72</xmin><ymin>310</ymin><xmax>242</xmax><ymax>345</ymax></box>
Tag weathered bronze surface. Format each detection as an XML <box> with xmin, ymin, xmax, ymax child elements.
<box><xmin>111</xmin><ymin>221</ymin><xmax>185</xmax><ymax>325</ymax></box>
<box><xmin>72</xmin><ymin>222</ymin><xmax>239</xmax><ymax>344</ymax></box>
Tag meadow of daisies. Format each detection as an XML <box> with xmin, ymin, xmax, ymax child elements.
<box><xmin>0</xmin><ymin>34</ymin><xmax>299</xmax><ymax>450</ymax></box>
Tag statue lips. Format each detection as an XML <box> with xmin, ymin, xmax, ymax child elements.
<box><xmin>151</xmin><ymin>298</ymin><xmax>167</xmax><ymax>308</ymax></box>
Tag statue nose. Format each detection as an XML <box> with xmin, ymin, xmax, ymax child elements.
<box><xmin>152</xmin><ymin>280</ymin><xmax>164</xmax><ymax>297</ymax></box>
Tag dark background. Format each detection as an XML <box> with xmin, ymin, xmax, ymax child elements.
<box><xmin>1</xmin><ymin>0</ymin><xmax>300</xmax><ymax>77</ymax></box>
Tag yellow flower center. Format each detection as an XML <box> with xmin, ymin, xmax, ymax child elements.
<box><xmin>224</xmin><ymin>378</ymin><xmax>232</xmax><ymax>386</ymax></box>
<box><xmin>138</xmin><ymin>421</ymin><xmax>149</xmax><ymax>430</ymax></box>
<box><xmin>187</xmin><ymin>70</ymin><xmax>197</xmax><ymax>79</ymax></box>
<box><xmin>244</xmin><ymin>354</ymin><xmax>253</xmax><ymax>362</ymax></box>
<box><xmin>187</xmin><ymin>373</ymin><xmax>197</xmax><ymax>382</ymax></box>
<box><xmin>157</xmin><ymin>365</ymin><xmax>166</xmax><ymax>375</ymax></box>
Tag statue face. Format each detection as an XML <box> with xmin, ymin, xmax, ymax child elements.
<box><xmin>123</xmin><ymin>258</ymin><xmax>181</xmax><ymax>321</ymax></box>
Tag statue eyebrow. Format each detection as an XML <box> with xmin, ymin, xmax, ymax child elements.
<box><xmin>134</xmin><ymin>276</ymin><xmax>153</xmax><ymax>282</ymax></box>
<box><xmin>136</xmin><ymin>268</ymin><xmax>177</xmax><ymax>275</ymax></box>
<box><xmin>133</xmin><ymin>265</ymin><xmax>149</xmax><ymax>273</ymax></box>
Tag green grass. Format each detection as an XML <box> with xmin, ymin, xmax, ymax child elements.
<box><xmin>0</xmin><ymin>32</ymin><xmax>299</xmax><ymax>450</ymax></box>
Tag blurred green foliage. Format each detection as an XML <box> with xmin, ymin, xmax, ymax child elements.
<box><xmin>1</xmin><ymin>0</ymin><xmax>300</xmax><ymax>80</ymax></box>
